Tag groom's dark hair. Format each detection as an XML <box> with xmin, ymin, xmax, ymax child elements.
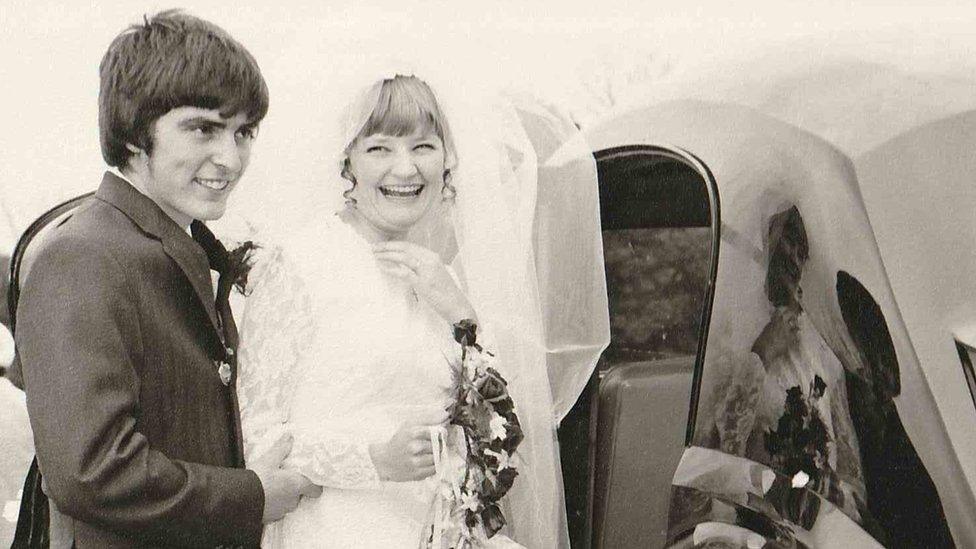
<box><xmin>98</xmin><ymin>9</ymin><xmax>269</xmax><ymax>168</ymax></box>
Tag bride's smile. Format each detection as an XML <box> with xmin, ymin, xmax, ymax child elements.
<box><xmin>345</xmin><ymin>130</ymin><xmax>446</xmax><ymax>239</ymax></box>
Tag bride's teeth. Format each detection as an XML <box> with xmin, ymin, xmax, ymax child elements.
<box><xmin>380</xmin><ymin>184</ymin><xmax>424</xmax><ymax>197</ymax></box>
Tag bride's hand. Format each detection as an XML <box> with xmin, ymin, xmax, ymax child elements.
<box><xmin>373</xmin><ymin>241</ymin><xmax>477</xmax><ymax>324</ymax></box>
<box><xmin>368</xmin><ymin>407</ymin><xmax>448</xmax><ymax>482</ymax></box>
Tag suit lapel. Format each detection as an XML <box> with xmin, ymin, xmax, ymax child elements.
<box><xmin>159</xmin><ymin>237</ymin><xmax>222</xmax><ymax>339</ymax></box>
<box><xmin>94</xmin><ymin>172</ymin><xmax>223</xmax><ymax>341</ymax></box>
<box><xmin>95</xmin><ymin>173</ymin><xmax>252</xmax><ymax>463</ymax></box>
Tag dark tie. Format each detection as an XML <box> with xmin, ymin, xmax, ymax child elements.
<box><xmin>190</xmin><ymin>221</ymin><xmax>239</xmax><ymax>356</ymax></box>
<box><xmin>190</xmin><ymin>221</ymin><xmax>247</xmax><ymax>467</ymax></box>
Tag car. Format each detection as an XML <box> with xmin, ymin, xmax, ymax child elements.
<box><xmin>574</xmin><ymin>99</ymin><xmax>975</xmax><ymax>548</ymax></box>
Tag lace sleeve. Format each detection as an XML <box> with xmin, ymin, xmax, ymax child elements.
<box><xmin>238</xmin><ymin>245</ymin><xmax>381</xmax><ymax>489</ymax></box>
<box><xmin>285</xmin><ymin>431</ymin><xmax>381</xmax><ymax>489</ymax></box>
<box><xmin>237</xmin><ymin>246</ymin><xmax>308</xmax><ymax>465</ymax></box>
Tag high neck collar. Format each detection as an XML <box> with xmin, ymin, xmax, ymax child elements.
<box><xmin>95</xmin><ymin>171</ymin><xmax>195</xmax><ymax>241</ymax></box>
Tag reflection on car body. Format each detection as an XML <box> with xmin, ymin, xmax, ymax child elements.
<box><xmin>581</xmin><ymin>100</ymin><xmax>972</xmax><ymax>548</ymax></box>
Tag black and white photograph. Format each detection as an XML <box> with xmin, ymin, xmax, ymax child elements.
<box><xmin>1</xmin><ymin>1</ymin><xmax>976</xmax><ymax>547</ymax></box>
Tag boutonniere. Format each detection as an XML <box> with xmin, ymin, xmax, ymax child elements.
<box><xmin>194</xmin><ymin>219</ymin><xmax>258</xmax><ymax>295</ymax></box>
<box><xmin>225</xmin><ymin>241</ymin><xmax>259</xmax><ymax>295</ymax></box>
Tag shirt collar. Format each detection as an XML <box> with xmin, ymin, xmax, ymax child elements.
<box><xmin>106</xmin><ymin>169</ymin><xmax>192</xmax><ymax>235</ymax></box>
<box><xmin>95</xmin><ymin>171</ymin><xmax>195</xmax><ymax>241</ymax></box>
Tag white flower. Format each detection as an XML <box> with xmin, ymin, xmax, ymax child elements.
<box><xmin>464</xmin><ymin>348</ymin><xmax>495</xmax><ymax>376</ymax></box>
<box><xmin>489</xmin><ymin>413</ymin><xmax>507</xmax><ymax>441</ymax></box>
<box><xmin>484</xmin><ymin>448</ymin><xmax>513</xmax><ymax>471</ymax></box>
<box><xmin>3</xmin><ymin>490</ymin><xmax>22</xmax><ymax>523</ymax></box>
<box><xmin>791</xmin><ymin>470</ymin><xmax>810</xmax><ymax>488</ymax></box>
<box><xmin>460</xmin><ymin>490</ymin><xmax>481</xmax><ymax>513</ymax></box>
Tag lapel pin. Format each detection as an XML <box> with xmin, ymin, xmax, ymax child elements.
<box><xmin>216</xmin><ymin>361</ymin><xmax>232</xmax><ymax>386</ymax></box>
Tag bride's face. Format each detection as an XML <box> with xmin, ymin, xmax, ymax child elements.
<box><xmin>346</xmin><ymin>129</ymin><xmax>446</xmax><ymax>237</ymax></box>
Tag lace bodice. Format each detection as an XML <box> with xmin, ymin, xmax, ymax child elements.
<box><xmin>237</xmin><ymin>216</ymin><xmax>458</xmax><ymax>491</ymax></box>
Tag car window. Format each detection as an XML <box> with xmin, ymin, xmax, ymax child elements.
<box><xmin>602</xmin><ymin>227</ymin><xmax>710</xmax><ymax>363</ymax></box>
<box><xmin>596</xmin><ymin>145</ymin><xmax>715</xmax><ymax>367</ymax></box>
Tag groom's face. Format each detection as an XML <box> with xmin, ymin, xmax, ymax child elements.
<box><xmin>130</xmin><ymin>106</ymin><xmax>258</xmax><ymax>227</ymax></box>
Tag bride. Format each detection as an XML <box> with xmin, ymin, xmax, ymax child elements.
<box><xmin>235</xmin><ymin>70</ymin><xmax>607</xmax><ymax>547</ymax></box>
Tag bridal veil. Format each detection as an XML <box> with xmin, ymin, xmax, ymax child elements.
<box><xmin>226</xmin><ymin>54</ymin><xmax>609</xmax><ymax>548</ymax></box>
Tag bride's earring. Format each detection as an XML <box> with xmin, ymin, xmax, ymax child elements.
<box><xmin>441</xmin><ymin>169</ymin><xmax>456</xmax><ymax>202</ymax></box>
<box><xmin>341</xmin><ymin>159</ymin><xmax>358</xmax><ymax>207</ymax></box>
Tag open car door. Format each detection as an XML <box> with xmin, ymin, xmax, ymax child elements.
<box><xmin>589</xmin><ymin>143</ymin><xmax>716</xmax><ymax>548</ymax></box>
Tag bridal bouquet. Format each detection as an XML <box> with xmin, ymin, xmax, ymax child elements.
<box><xmin>421</xmin><ymin>320</ymin><xmax>524</xmax><ymax>549</ymax></box>
<box><xmin>763</xmin><ymin>375</ymin><xmax>832</xmax><ymax>529</ymax></box>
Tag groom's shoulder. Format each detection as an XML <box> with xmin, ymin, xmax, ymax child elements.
<box><xmin>56</xmin><ymin>194</ymin><xmax>155</xmax><ymax>244</ymax></box>
<box><xmin>27</xmin><ymin>197</ymin><xmax>155</xmax><ymax>277</ymax></box>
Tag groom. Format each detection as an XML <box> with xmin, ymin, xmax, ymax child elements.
<box><xmin>11</xmin><ymin>10</ymin><xmax>316</xmax><ymax>547</ymax></box>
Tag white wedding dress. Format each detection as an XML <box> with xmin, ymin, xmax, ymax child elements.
<box><xmin>237</xmin><ymin>215</ymin><xmax>462</xmax><ymax>547</ymax></box>
<box><xmin>229</xmin><ymin>65</ymin><xmax>610</xmax><ymax>549</ymax></box>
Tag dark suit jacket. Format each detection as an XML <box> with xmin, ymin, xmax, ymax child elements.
<box><xmin>15</xmin><ymin>172</ymin><xmax>264</xmax><ymax>548</ymax></box>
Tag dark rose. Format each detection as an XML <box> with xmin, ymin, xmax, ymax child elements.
<box><xmin>475</xmin><ymin>370</ymin><xmax>508</xmax><ymax>400</ymax></box>
<box><xmin>481</xmin><ymin>503</ymin><xmax>506</xmax><ymax>538</ymax></box>
<box><xmin>453</xmin><ymin>319</ymin><xmax>478</xmax><ymax>346</ymax></box>
<box><xmin>492</xmin><ymin>396</ymin><xmax>515</xmax><ymax>415</ymax></box>
<box><xmin>481</xmin><ymin>474</ymin><xmax>501</xmax><ymax>501</ymax></box>
<box><xmin>468</xmin><ymin>399</ymin><xmax>495</xmax><ymax>439</ymax></box>
<box><xmin>227</xmin><ymin>240</ymin><xmax>258</xmax><ymax>294</ymax></box>
<box><xmin>502</xmin><ymin>419</ymin><xmax>524</xmax><ymax>454</ymax></box>
<box><xmin>495</xmin><ymin>467</ymin><xmax>518</xmax><ymax>496</ymax></box>
<box><xmin>451</xmin><ymin>396</ymin><xmax>489</xmax><ymax>432</ymax></box>
<box><xmin>465</xmin><ymin>509</ymin><xmax>480</xmax><ymax>529</ymax></box>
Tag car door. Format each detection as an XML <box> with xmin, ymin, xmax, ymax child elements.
<box><xmin>584</xmin><ymin>144</ymin><xmax>717</xmax><ymax>549</ymax></box>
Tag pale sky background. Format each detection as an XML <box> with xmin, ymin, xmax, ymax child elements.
<box><xmin>2</xmin><ymin>0</ymin><xmax>976</xmax><ymax>250</ymax></box>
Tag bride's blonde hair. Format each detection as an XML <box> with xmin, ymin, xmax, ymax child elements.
<box><xmin>341</xmin><ymin>75</ymin><xmax>458</xmax><ymax>201</ymax></box>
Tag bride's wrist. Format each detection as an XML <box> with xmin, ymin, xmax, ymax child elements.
<box><xmin>439</xmin><ymin>295</ymin><xmax>477</xmax><ymax>326</ymax></box>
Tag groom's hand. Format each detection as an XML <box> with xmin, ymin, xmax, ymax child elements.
<box><xmin>369</xmin><ymin>407</ymin><xmax>448</xmax><ymax>482</ymax></box>
<box><xmin>250</xmin><ymin>434</ymin><xmax>322</xmax><ymax>522</ymax></box>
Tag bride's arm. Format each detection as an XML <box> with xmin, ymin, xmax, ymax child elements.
<box><xmin>286</xmin><ymin>433</ymin><xmax>383</xmax><ymax>488</ymax></box>
<box><xmin>237</xmin><ymin>246</ymin><xmax>302</xmax><ymax>465</ymax></box>
<box><xmin>238</xmin><ymin>246</ymin><xmax>386</xmax><ymax>490</ymax></box>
